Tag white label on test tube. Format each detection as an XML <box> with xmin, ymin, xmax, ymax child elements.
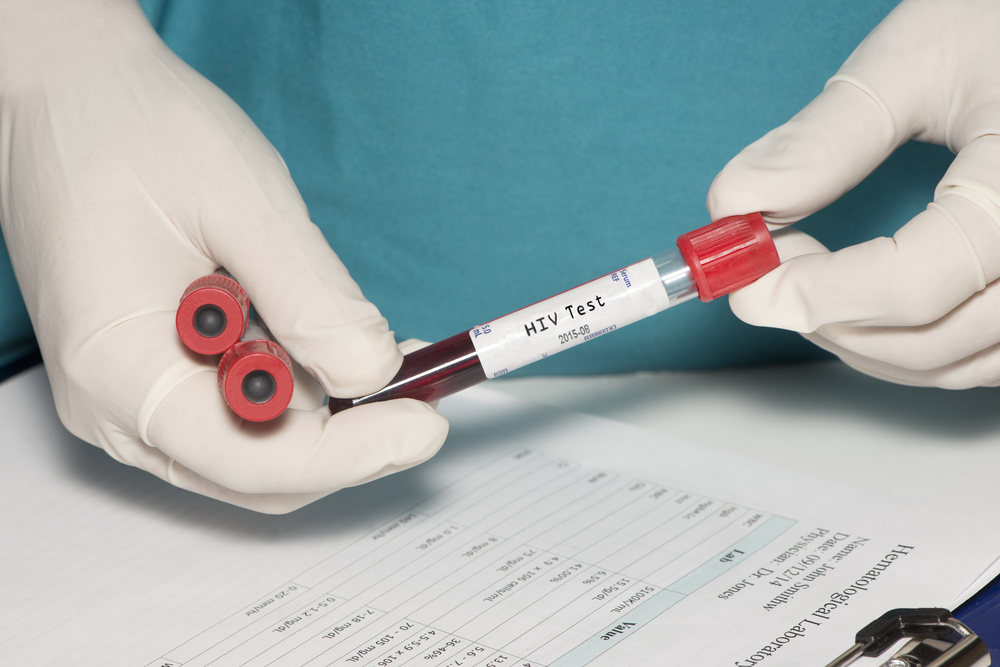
<box><xmin>470</xmin><ymin>258</ymin><xmax>671</xmax><ymax>378</ymax></box>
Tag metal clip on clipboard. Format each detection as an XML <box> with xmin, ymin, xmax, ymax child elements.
<box><xmin>825</xmin><ymin>608</ymin><xmax>989</xmax><ymax>667</ymax></box>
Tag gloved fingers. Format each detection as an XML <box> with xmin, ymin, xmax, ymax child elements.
<box><xmin>707</xmin><ymin>81</ymin><xmax>897</xmax><ymax>225</ymax></box>
<box><xmin>164</xmin><ymin>462</ymin><xmax>330</xmax><ymax>514</ymax></box>
<box><xmin>828</xmin><ymin>0</ymin><xmax>1000</xmax><ymax>150</ymax></box>
<box><xmin>396</xmin><ymin>338</ymin><xmax>441</xmax><ymax>408</ymax></box>
<box><xmin>803</xmin><ymin>136</ymin><xmax>1000</xmax><ymax>366</ymax></box>
<box><xmin>134</xmin><ymin>46</ymin><xmax>402</xmax><ymax>399</ymax></box>
<box><xmin>398</xmin><ymin>338</ymin><xmax>433</xmax><ymax>355</ymax></box>
<box><xmin>802</xmin><ymin>330</ymin><xmax>1000</xmax><ymax>390</ymax></box>
<box><xmin>97</xmin><ymin>433</ymin><xmax>330</xmax><ymax>514</ymax></box>
<box><xmin>932</xmin><ymin>134</ymin><xmax>1000</xmax><ymax>285</ymax></box>
<box><xmin>52</xmin><ymin>312</ymin><xmax>216</xmax><ymax>444</ymax></box>
<box><xmin>194</xmin><ymin>148</ymin><xmax>400</xmax><ymax>399</ymax></box>
<box><xmin>767</xmin><ymin>227</ymin><xmax>830</xmax><ymax>263</ymax></box>
<box><xmin>75</xmin><ymin>318</ymin><xmax>445</xmax><ymax>513</ymax></box>
<box><xmin>727</xmin><ymin>193</ymin><xmax>999</xmax><ymax>332</ymax></box>
<box><xmin>145</xmin><ymin>371</ymin><xmax>449</xmax><ymax>502</ymax></box>
<box><xmin>709</xmin><ymin>0</ymin><xmax>1000</xmax><ymax>227</ymax></box>
<box><xmin>727</xmin><ymin>227</ymin><xmax>826</xmax><ymax>325</ymax></box>
<box><xmin>800</xmin><ymin>331</ymin><xmax>926</xmax><ymax>387</ymax></box>
<box><xmin>287</xmin><ymin>355</ymin><xmax>328</xmax><ymax>411</ymax></box>
<box><xmin>812</xmin><ymin>281</ymin><xmax>1000</xmax><ymax>372</ymax></box>
<box><xmin>47</xmin><ymin>9</ymin><xmax>404</xmax><ymax>400</ymax></box>
<box><xmin>727</xmin><ymin>227</ymin><xmax>828</xmax><ymax>319</ymax></box>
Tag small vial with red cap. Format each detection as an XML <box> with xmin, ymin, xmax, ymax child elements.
<box><xmin>175</xmin><ymin>270</ymin><xmax>249</xmax><ymax>355</ymax></box>
<box><xmin>217</xmin><ymin>315</ymin><xmax>294</xmax><ymax>422</ymax></box>
<box><xmin>329</xmin><ymin>213</ymin><xmax>779</xmax><ymax>414</ymax></box>
<box><xmin>177</xmin><ymin>270</ymin><xmax>294</xmax><ymax>422</ymax></box>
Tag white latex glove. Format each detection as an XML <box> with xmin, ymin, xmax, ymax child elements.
<box><xmin>0</xmin><ymin>0</ymin><xmax>448</xmax><ymax>513</ymax></box>
<box><xmin>708</xmin><ymin>0</ymin><xmax>1000</xmax><ymax>388</ymax></box>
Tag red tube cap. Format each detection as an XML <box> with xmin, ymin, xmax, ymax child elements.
<box><xmin>218</xmin><ymin>339</ymin><xmax>294</xmax><ymax>422</ymax></box>
<box><xmin>176</xmin><ymin>274</ymin><xmax>250</xmax><ymax>355</ymax></box>
<box><xmin>676</xmin><ymin>212</ymin><xmax>780</xmax><ymax>302</ymax></box>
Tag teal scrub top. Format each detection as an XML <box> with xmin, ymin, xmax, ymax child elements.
<box><xmin>0</xmin><ymin>1</ymin><xmax>954</xmax><ymax>375</ymax></box>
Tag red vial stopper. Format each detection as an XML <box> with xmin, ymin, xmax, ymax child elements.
<box><xmin>176</xmin><ymin>273</ymin><xmax>250</xmax><ymax>355</ymax></box>
<box><xmin>218</xmin><ymin>339</ymin><xmax>294</xmax><ymax>422</ymax></box>
<box><xmin>676</xmin><ymin>212</ymin><xmax>780</xmax><ymax>302</ymax></box>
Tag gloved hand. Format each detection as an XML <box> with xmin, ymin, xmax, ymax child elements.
<box><xmin>0</xmin><ymin>0</ymin><xmax>448</xmax><ymax>513</ymax></box>
<box><xmin>708</xmin><ymin>0</ymin><xmax>1000</xmax><ymax>388</ymax></box>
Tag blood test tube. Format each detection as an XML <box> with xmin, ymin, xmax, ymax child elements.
<box><xmin>176</xmin><ymin>270</ymin><xmax>249</xmax><ymax>355</ymax></box>
<box><xmin>217</xmin><ymin>314</ymin><xmax>295</xmax><ymax>422</ymax></box>
<box><xmin>329</xmin><ymin>213</ymin><xmax>779</xmax><ymax>414</ymax></box>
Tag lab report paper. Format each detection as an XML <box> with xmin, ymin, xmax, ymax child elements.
<box><xmin>2</xmin><ymin>367</ymin><xmax>998</xmax><ymax>666</ymax></box>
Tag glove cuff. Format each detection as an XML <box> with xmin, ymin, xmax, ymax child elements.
<box><xmin>137</xmin><ymin>361</ymin><xmax>214</xmax><ymax>447</ymax></box>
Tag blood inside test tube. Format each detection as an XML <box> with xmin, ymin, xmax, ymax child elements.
<box><xmin>327</xmin><ymin>332</ymin><xmax>485</xmax><ymax>413</ymax></box>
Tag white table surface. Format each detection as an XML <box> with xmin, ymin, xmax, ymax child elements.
<box><xmin>491</xmin><ymin>361</ymin><xmax>1000</xmax><ymax>512</ymax></box>
<box><xmin>8</xmin><ymin>359</ymin><xmax>1000</xmax><ymax>513</ymax></box>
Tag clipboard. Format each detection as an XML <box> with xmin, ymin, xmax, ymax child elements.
<box><xmin>957</xmin><ymin>572</ymin><xmax>1000</xmax><ymax>654</ymax></box>
<box><xmin>827</xmin><ymin>577</ymin><xmax>1000</xmax><ymax>667</ymax></box>
<box><xmin>824</xmin><ymin>608</ymin><xmax>987</xmax><ymax>666</ymax></box>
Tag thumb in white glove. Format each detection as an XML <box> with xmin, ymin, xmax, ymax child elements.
<box><xmin>708</xmin><ymin>0</ymin><xmax>1000</xmax><ymax>388</ymax></box>
<box><xmin>0</xmin><ymin>0</ymin><xmax>448</xmax><ymax>512</ymax></box>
